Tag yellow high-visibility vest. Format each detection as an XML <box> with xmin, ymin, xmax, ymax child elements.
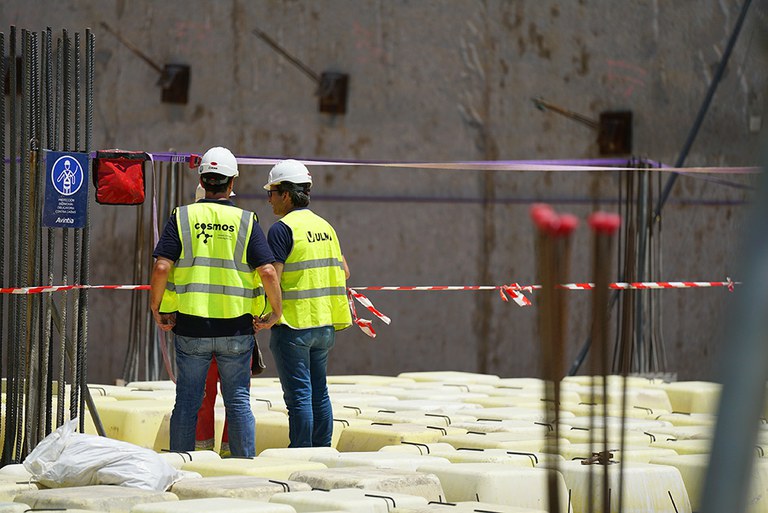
<box><xmin>159</xmin><ymin>202</ymin><xmax>265</xmax><ymax>318</ymax></box>
<box><xmin>278</xmin><ymin>209</ymin><xmax>351</xmax><ymax>330</ymax></box>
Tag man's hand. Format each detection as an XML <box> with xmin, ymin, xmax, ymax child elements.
<box><xmin>152</xmin><ymin>310</ymin><xmax>176</xmax><ymax>331</ymax></box>
<box><xmin>253</xmin><ymin>312</ymin><xmax>279</xmax><ymax>333</ymax></box>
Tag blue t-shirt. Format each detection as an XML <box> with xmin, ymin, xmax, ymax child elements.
<box><xmin>266</xmin><ymin>218</ymin><xmax>295</xmax><ymax>263</ymax></box>
<box><xmin>153</xmin><ymin>199</ymin><xmax>275</xmax><ymax>337</ymax></box>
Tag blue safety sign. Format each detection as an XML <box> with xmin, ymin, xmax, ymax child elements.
<box><xmin>43</xmin><ymin>150</ymin><xmax>89</xmax><ymax>228</ymax></box>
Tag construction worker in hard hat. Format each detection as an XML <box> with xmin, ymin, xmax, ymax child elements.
<box><xmin>263</xmin><ymin>159</ymin><xmax>352</xmax><ymax>448</ymax></box>
<box><xmin>191</xmin><ymin>180</ymin><xmax>262</xmax><ymax>456</ymax></box>
<box><xmin>193</xmin><ymin>181</ymin><xmax>240</xmax><ymax>456</ymax></box>
<box><xmin>150</xmin><ymin>146</ymin><xmax>282</xmax><ymax>458</ymax></box>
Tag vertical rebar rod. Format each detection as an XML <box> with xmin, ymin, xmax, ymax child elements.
<box><xmin>653</xmin><ymin>169</ymin><xmax>668</xmax><ymax>371</ymax></box>
<box><xmin>616</xmin><ymin>170</ymin><xmax>636</xmax><ymax>374</ymax></box>
<box><xmin>17</xmin><ymin>29</ymin><xmax>30</xmax><ymax>461</ymax></box>
<box><xmin>54</xmin><ymin>35</ymin><xmax>66</xmax><ymax>428</ymax></box>
<box><xmin>4</xmin><ymin>25</ymin><xmax>19</xmax><ymax>466</ymax></box>
<box><xmin>73</xmin><ymin>33</ymin><xmax>80</xmax><ymax>154</ymax></box>
<box><xmin>63</xmin><ymin>28</ymin><xmax>79</xmax><ymax>423</ymax></box>
<box><xmin>588</xmin><ymin>213</ymin><xmax>621</xmax><ymax>513</ymax></box>
<box><xmin>23</xmin><ymin>28</ymin><xmax>36</xmax><ymax>452</ymax></box>
<box><xmin>532</xmin><ymin>207</ymin><xmax>558</xmax><ymax>513</ymax></box>
<box><xmin>24</xmin><ymin>29</ymin><xmax>42</xmax><ymax>452</ymax></box>
<box><xmin>80</xmin><ymin>29</ymin><xmax>95</xmax><ymax>433</ymax></box>
<box><xmin>634</xmin><ymin>166</ymin><xmax>648</xmax><ymax>372</ymax></box>
<box><xmin>33</xmin><ymin>28</ymin><xmax>45</xmax><ymax>447</ymax></box>
<box><xmin>86</xmin><ymin>29</ymin><xmax>93</xmax><ymax>153</ymax></box>
<box><xmin>74</xmin><ymin>31</ymin><xmax>86</xmax><ymax>432</ymax></box>
<box><xmin>42</xmin><ymin>26</ymin><xmax>54</xmax><ymax>437</ymax></box>
<box><xmin>39</xmin><ymin>27</ymin><xmax>54</xmax><ymax>441</ymax></box>
<box><xmin>531</xmin><ymin>204</ymin><xmax>577</xmax><ymax>513</ymax></box>
<box><xmin>0</xmin><ymin>31</ymin><xmax>6</xmax><ymax>464</ymax></box>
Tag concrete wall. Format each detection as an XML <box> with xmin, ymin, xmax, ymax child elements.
<box><xmin>1</xmin><ymin>0</ymin><xmax>765</xmax><ymax>384</ymax></box>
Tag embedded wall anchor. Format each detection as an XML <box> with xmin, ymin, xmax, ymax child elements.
<box><xmin>100</xmin><ymin>22</ymin><xmax>190</xmax><ymax>105</ymax></box>
<box><xmin>531</xmin><ymin>96</ymin><xmax>633</xmax><ymax>155</ymax></box>
<box><xmin>253</xmin><ymin>26</ymin><xmax>349</xmax><ymax>115</ymax></box>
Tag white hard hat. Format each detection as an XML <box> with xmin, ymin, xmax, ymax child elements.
<box><xmin>196</xmin><ymin>184</ymin><xmax>235</xmax><ymax>201</ymax></box>
<box><xmin>263</xmin><ymin>159</ymin><xmax>312</xmax><ymax>190</ymax></box>
<box><xmin>198</xmin><ymin>146</ymin><xmax>239</xmax><ymax>178</ymax></box>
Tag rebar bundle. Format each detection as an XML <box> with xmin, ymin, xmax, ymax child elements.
<box><xmin>0</xmin><ymin>25</ymin><xmax>96</xmax><ymax>463</ymax></box>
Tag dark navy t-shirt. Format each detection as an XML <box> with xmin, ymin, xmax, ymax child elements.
<box><xmin>267</xmin><ymin>217</ymin><xmax>297</xmax><ymax>264</ymax></box>
<box><xmin>152</xmin><ymin>199</ymin><xmax>275</xmax><ymax>337</ymax></box>
<box><xmin>267</xmin><ymin>208</ymin><xmax>315</xmax><ymax>263</ymax></box>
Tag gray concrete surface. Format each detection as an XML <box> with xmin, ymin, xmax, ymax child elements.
<box><xmin>1</xmin><ymin>1</ymin><xmax>765</xmax><ymax>383</ymax></box>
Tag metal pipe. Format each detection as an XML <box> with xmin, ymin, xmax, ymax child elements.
<box><xmin>699</xmin><ymin>32</ymin><xmax>768</xmax><ymax>513</ymax></box>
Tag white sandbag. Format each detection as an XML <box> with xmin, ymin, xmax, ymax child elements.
<box><xmin>23</xmin><ymin>418</ymin><xmax>182</xmax><ymax>491</ymax></box>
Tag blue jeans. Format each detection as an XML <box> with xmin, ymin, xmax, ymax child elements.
<box><xmin>170</xmin><ymin>334</ymin><xmax>255</xmax><ymax>457</ymax></box>
<box><xmin>270</xmin><ymin>325</ymin><xmax>335</xmax><ymax>447</ymax></box>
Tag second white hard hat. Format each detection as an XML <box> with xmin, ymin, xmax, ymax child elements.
<box><xmin>263</xmin><ymin>159</ymin><xmax>312</xmax><ymax>190</ymax></box>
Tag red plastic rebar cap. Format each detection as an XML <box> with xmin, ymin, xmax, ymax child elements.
<box><xmin>588</xmin><ymin>211</ymin><xmax>621</xmax><ymax>234</ymax></box>
<box><xmin>531</xmin><ymin>204</ymin><xmax>579</xmax><ymax>236</ymax></box>
<box><xmin>530</xmin><ymin>203</ymin><xmax>558</xmax><ymax>231</ymax></box>
<box><xmin>556</xmin><ymin>213</ymin><xmax>579</xmax><ymax>236</ymax></box>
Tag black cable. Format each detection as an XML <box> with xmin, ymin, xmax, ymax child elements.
<box><xmin>655</xmin><ymin>0</ymin><xmax>754</xmax><ymax>222</ymax></box>
<box><xmin>569</xmin><ymin>0</ymin><xmax>754</xmax><ymax>375</ymax></box>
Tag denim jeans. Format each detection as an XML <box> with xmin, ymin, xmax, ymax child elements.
<box><xmin>170</xmin><ymin>334</ymin><xmax>255</xmax><ymax>457</ymax></box>
<box><xmin>269</xmin><ymin>324</ymin><xmax>335</xmax><ymax>447</ymax></box>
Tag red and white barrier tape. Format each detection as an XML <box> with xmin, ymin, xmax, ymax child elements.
<box><xmin>0</xmin><ymin>284</ymin><xmax>149</xmax><ymax>294</ymax></box>
<box><xmin>346</xmin><ymin>288</ymin><xmax>392</xmax><ymax>338</ymax></box>
<box><xmin>352</xmin><ymin>278</ymin><xmax>737</xmax><ymax>295</ymax></box>
<box><xmin>0</xmin><ymin>279</ymin><xmax>737</xmax><ymax>338</ymax></box>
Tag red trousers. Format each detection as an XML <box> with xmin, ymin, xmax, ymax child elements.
<box><xmin>195</xmin><ymin>357</ymin><xmax>229</xmax><ymax>453</ymax></box>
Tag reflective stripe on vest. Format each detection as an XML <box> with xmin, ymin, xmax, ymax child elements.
<box><xmin>164</xmin><ymin>281</ymin><xmax>264</xmax><ymax>298</ymax></box>
<box><xmin>283</xmin><ymin>257</ymin><xmax>347</xmax><ymax>273</ymax></box>
<box><xmin>282</xmin><ymin>286</ymin><xmax>347</xmax><ymax>300</ymax></box>
<box><xmin>278</xmin><ymin>209</ymin><xmax>352</xmax><ymax>330</ymax></box>
<box><xmin>163</xmin><ymin>203</ymin><xmax>265</xmax><ymax>318</ymax></box>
